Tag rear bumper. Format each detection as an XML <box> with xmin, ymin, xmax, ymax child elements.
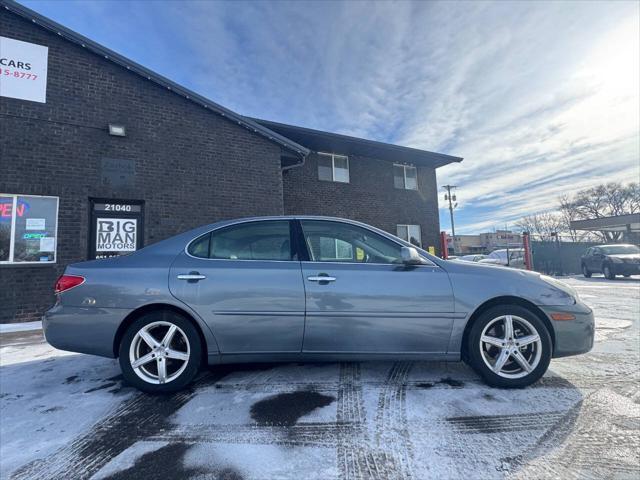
<box><xmin>540</xmin><ymin>301</ymin><xmax>595</xmax><ymax>358</ymax></box>
<box><xmin>43</xmin><ymin>303</ymin><xmax>130</xmax><ymax>358</ymax></box>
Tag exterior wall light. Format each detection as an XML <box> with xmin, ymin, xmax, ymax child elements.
<box><xmin>108</xmin><ymin>124</ymin><xmax>126</xmax><ymax>137</ymax></box>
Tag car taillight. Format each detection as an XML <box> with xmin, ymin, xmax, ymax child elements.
<box><xmin>54</xmin><ymin>275</ymin><xmax>85</xmax><ymax>294</ymax></box>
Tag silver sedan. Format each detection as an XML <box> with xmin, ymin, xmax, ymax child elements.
<box><xmin>44</xmin><ymin>216</ymin><xmax>594</xmax><ymax>393</ymax></box>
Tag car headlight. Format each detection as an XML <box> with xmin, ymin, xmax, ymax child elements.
<box><xmin>540</xmin><ymin>275</ymin><xmax>579</xmax><ymax>303</ymax></box>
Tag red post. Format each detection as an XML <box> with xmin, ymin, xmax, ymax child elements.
<box><xmin>523</xmin><ymin>232</ymin><xmax>532</xmax><ymax>270</ymax></box>
<box><xmin>440</xmin><ymin>231</ymin><xmax>449</xmax><ymax>259</ymax></box>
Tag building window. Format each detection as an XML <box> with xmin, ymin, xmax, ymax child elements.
<box><xmin>396</xmin><ymin>224</ymin><xmax>422</xmax><ymax>247</ymax></box>
<box><xmin>0</xmin><ymin>194</ymin><xmax>59</xmax><ymax>264</ymax></box>
<box><xmin>318</xmin><ymin>153</ymin><xmax>349</xmax><ymax>183</ymax></box>
<box><xmin>393</xmin><ymin>164</ymin><xmax>418</xmax><ymax>190</ymax></box>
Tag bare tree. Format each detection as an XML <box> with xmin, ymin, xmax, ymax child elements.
<box><xmin>559</xmin><ymin>182</ymin><xmax>639</xmax><ymax>242</ymax></box>
<box><xmin>515</xmin><ymin>212</ymin><xmax>565</xmax><ymax>241</ymax></box>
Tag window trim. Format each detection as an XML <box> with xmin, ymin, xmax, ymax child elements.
<box><xmin>393</xmin><ymin>164</ymin><xmax>418</xmax><ymax>190</ymax></box>
<box><xmin>185</xmin><ymin>219</ymin><xmax>298</xmax><ymax>263</ymax></box>
<box><xmin>396</xmin><ymin>224</ymin><xmax>422</xmax><ymax>247</ymax></box>
<box><xmin>0</xmin><ymin>194</ymin><xmax>59</xmax><ymax>265</ymax></box>
<box><xmin>185</xmin><ymin>218</ymin><xmax>438</xmax><ymax>267</ymax></box>
<box><xmin>318</xmin><ymin>152</ymin><xmax>350</xmax><ymax>183</ymax></box>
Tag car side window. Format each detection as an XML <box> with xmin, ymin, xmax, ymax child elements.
<box><xmin>188</xmin><ymin>233</ymin><xmax>211</xmax><ymax>258</ymax></box>
<box><xmin>188</xmin><ymin>221</ymin><xmax>293</xmax><ymax>261</ymax></box>
<box><xmin>300</xmin><ymin>220</ymin><xmax>403</xmax><ymax>264</ymax></box>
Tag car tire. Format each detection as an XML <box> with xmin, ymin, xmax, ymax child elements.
<box><xmin>603</xmin><ymin>264</ymin><xmax>616</xmax><ymax>280</ymax></box>
<box><xmin>623</xmin><ymin>274</ymin><xmax>631</xmax><ymax>278</ymax></box>
<box><xmin>119</xmin><ymin>311</ymin><xmax>202</xmax><ymax>394</ymax></box>
<box><xmin>581</xmin><ymin>263</ymin><xmax>591</xmax><ymax>278</ymax></box>
<box><xmin>466</xmin><ymin>305</ymin><xmax>552</xmax><ymax>388</ymax></box>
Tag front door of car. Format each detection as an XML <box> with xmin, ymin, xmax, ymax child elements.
<box><xmin>169</xmin><ymin>220</ymin><xmax>305</xmax><ymax>354</ymax></box>
<box><xmin>297</xmin><ymin>220</ymin><xmax>455</xmax><ymax>354</ymax></box>
<box><xmin>590</xmin><ymin>247</ymin><xmax>603</xmax><ymax>271</ymax></box>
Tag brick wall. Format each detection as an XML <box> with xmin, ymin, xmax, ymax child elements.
<box><xmin>283</xmin><ymin>153</ymin><xmax>442</xmax><ymax>252</ymax></box>
<box><xmin>0</xmin><ymin>10</ymin><xmax>285</xmax><ymax>322</ymax></box>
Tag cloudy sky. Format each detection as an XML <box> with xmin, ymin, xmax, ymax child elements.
<box><xmin>20</xmin><ymin>0</ymin><xmax>640</xmax><ymax>233</ymax></box>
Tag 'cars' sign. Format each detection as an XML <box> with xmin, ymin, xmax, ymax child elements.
<box><xmin>0</xmin><ymin>36</ymin><xmax>48</xmax><ymax>103</ymax></box>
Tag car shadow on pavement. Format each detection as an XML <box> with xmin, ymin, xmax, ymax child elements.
<box><xmin>1</xmin><ymin>350</ymin><xmax>585</xmax><ymax>480</ymax></box>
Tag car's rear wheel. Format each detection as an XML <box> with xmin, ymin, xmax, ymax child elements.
<box><xmin>119</xmin><ymin>311</ymin><xmax>202</xmax><ymax>393</ymax></box>
<box><xmin>581</xmin><ymin>263</ymin><xmax>591</xmax><ymax>278</ymax></box>
<box><xmin>603</xmin><ymin>264</ymin><xmax>616</xmax><ymax>280</ymax></box>
<box><xmin>467</xmin><ymin>305</ymin><xmax>552</xmax><ymax>388</ymax></box>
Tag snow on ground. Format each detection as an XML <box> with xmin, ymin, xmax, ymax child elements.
<box><xmin>0</xmin><ymin>322</ymin><xmax>42</xmax><ymax>334</ymax></box>
<box><xmin>0</xmin><ymin>275</ymin><xmax>638</xmax><ymax>479</ymax></box>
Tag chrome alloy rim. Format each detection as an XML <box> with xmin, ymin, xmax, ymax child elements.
<box><xmin>479</xmin><ymin>315</ymin><xmax>542</xmax><ymax>379</ymax></box>
<box><xmin>129</xmin><ymin>321</ymin><xmax>190</xmax><ymax>384</ymax></box>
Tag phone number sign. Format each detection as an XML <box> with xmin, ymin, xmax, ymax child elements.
<box><xmin>1</xmin><ymin>36</ymin><xmax>48</xmax><ymax>103</ymax></box>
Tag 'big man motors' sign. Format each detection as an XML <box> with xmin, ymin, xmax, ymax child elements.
<box><xmin>96</xmin><ymin>218</ymin><xmax>137</xmax><ymax>253</ymax></box>
<box><xmin>0</xmin><ymin>36</ymin><xmax>48</xmax><ymax>103</ymax></box>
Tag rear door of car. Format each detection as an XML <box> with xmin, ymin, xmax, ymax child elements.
<box><xmin>297</xmin><ymin>219</ymin><xmax>454</xmax><ymax>354</ymax></box>
<box><xmin>169</xmin><ymin>220</ymin><xmax>306</xmax><ymax>354</ymax></box>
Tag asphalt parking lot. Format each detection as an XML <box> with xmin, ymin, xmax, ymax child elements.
<box><xmin>1</xmin><ymin>276</ymin><xmax>638</xmax><ymax>479</ymax></box>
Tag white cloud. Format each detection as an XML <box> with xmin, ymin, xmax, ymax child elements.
<box><xmin>25</xmin><ymin>0</ymin><xmax>639</xmax><ymax>234</ymax></box>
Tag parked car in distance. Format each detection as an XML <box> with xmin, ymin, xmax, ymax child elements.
<box><xmin>454</xmin><ymin>254</ymin><xmax>488</xmax><ymax>263</ymax></box>
<box><xmin>44</xmin><ymin>216</ymin><xmax>594</xmax><ymax>393</ymax></box>
<box><xmin>479</xmin><ymin>248</ymin><xmax>526</xmax><ymax>268</ymax></box>
<box><xmin>581</xmin><ymin>244</ymin><xmax>640</xmax><ymax>279</ymax></box>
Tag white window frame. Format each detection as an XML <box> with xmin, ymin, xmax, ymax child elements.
<box><xmin>394</xmin><ymin>164</ymin><xmax>418</xmax><ymax>190</ymax></box>
<box><xmin>318</xmin><ymin>152</ymin><xmax>350</xmax><ymax>183</ymax></box>
<box><xmin>396</xmin><ymin>224</ymin><xmax>422</xmax><ymax>247</ymax></box>
<box><xmin>0</xmin><ymin>194</ymin><xmax>59</xmax><ymax>265</ymax></box>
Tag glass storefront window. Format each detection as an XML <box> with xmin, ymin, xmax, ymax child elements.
<box><xmin>0</xmin><ymin>195</ymin><xmax>11</xmax><ymax>262</ymax></box>
<box><xmin>0</xmin><ymin>194</ymin><xmax>59</xmax><ymax>264</ymax></box>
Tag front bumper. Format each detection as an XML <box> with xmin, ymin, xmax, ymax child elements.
<box><xmin>611</xmin><ymin>263</ymin><xmax>640</xmax><ymax>276</ymax></box>
<box><xmin>540</xmin><ymin>301</ymin><xmax>595</xmax><ymax>358</ymax></box>
<box><xmin>43</xmin><ymin>303</ymin><xmax>130</xmax><ymax>358</ymax></box>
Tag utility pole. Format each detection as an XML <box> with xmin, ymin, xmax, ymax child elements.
<box><xmin>443</xmin><ymin>185</ymin><xmax>457</xmax><ymax>254</ymax></box>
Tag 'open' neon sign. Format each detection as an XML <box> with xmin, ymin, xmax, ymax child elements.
<box><xmin>0</xmin><ymin>199</ymin><xmax>30</xmax><ymax>220</ymax></box>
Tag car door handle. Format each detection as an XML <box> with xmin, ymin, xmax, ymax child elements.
<box><xmin>307</xmin><ymin>275</ymin><xmax>336</xmax><ymax>282</ymax></box>
<box><xmin>177</xmin><ymin>273</ymin><xmax>206</xmax><ymax>281</ymax></box>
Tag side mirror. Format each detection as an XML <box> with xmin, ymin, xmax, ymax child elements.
<box><xmin>401</xmin><ymin>246</ymin><xmax>427</xmax><ymax>265</ymax></box>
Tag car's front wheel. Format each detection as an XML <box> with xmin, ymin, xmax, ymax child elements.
<box><xmin>119</xmin><ymin>311</ymin><xmax>202</xmax><ymax>393</ymax></box>
<box><xmin>603</xmin><ymin>264</ymin><xmax>616</xmax><ymax>280</ymax></box>
<box><xmin>467</xmin><ymin>305</ymin><xmax>552</xmax><ymax>388</ymax></box>
<box><xmin>581</xmin><ymin>263</ymin><xmax>591</xmax><ymax>278</ymax></box>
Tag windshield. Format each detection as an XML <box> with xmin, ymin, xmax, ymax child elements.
<box><xmin>601</xmin><ymin>245</ymin><xmax>640</xmax><ymax>255</ymax></box>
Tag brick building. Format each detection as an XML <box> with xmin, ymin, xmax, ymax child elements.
<box><xmin>0</xmin><ymin>1</ymin><xmax>462</xmax><ymax>322</ymax></box>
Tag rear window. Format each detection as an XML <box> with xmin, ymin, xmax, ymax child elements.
<box><xmin>187</xmin><ymin>221</ymin><xmax>293</xmax><ymax>261</ymax></box>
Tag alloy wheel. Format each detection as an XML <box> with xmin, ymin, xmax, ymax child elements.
<box><xmin>479</xmin><ymin>315</ymin><xmax>542</xmax><ymax>379</ymax></box>
<box><xmin>129</xmin><ymin>321</ymin><xmax>190</xmax><ymax>384</ymax></box>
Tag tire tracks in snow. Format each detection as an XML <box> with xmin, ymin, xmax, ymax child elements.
<box><xmin>10</xmin><ymin>373</ymin><xmax>224</xmax><ymax>480</ymax></box>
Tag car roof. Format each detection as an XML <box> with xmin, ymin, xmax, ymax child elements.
<box><xmin>201</xmin><ymin>215</ymin><xmax>385</xmax><ymax>228</ymax></box>
<box><xmin>600</xmin><ymin>244</ymin><xmax>636</xmax><ymax>248</ymax></box>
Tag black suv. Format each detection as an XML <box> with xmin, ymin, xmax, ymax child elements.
<box><xmin>581</xmin><ymin>244</ymin><xmax>640</xmax><ymax>279</ymax></box>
